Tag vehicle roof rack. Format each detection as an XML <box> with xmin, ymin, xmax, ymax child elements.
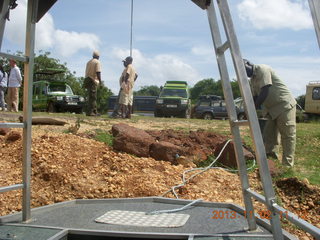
<box><xmin>35</xmin><ymin>68</ymin><xmax>66</xmax><ymax>75</ymax></box>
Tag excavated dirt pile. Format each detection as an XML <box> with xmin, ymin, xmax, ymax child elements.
<box><xmin>0</xmin><ymin>125</ymin><xmax>319</xmax><ymax>239</ymax></box>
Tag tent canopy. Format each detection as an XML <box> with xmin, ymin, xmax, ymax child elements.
<box><xmin>191</xmin><ymin>0</ymin><xmax>210</xmax><ymax>10</ymax></box>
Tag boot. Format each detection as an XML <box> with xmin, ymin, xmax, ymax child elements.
<box><xmin>121</xmin><ymin>104</ymin><xmax>127</xmax><ymax>118</ymax></box>
<box><xmin>126</xmin><ymin>105</ymin><xmax>132</xmax><ymax>119</ymax></box>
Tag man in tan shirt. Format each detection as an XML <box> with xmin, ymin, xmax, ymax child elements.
<box><xmin>84</xmin><ymin>50</ymin><xmax>102</xmax><ymax>116</ymax></box>
<box><xmin>244</xmin><ymin>59</ymin><xmax>296</xmax><ymax>166</ymax></box>
<box><xmin>118</xmin><ymin>56</ymin><xmax>138</xmax><ymax>118</ymax></box>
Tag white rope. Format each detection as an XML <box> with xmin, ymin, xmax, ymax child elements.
<box><xmin>162</xmin><ymin>139</ymin><xmax>256</xmax><ymax>198</ymax></box>
<box><xmin>146</xmin><ymin>199</ymin><xmax>203</xmax><ymax>215</ymax></box>
<box><xmin>153</xmin><ymin>139</ymin><xmax>256</xmax><ymax>215</ymax></box>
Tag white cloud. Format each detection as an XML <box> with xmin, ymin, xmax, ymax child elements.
<box><xmin>4</xmin><ymin>0</ymin><xmax>101</xmax><ymax>57</ymax></box>
<box><xmin>237</xmin><ymin>0</ymin><xmax>313</xmax><ymax>30</ymax></box>
<box><xmin>54</xmin><ymin>30</ymin><xmax>101</xmax><ymax>57</ymax></box>
<box><xmin>105</xmin><ymin>48</ymin><xmax>201</xmax><ymax>94</ymax></box>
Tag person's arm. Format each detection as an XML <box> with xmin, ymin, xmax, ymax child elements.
<box><xmin>15</xmin><ymin>67</ymin><xmax>22</xmax><ymax>84</ymax></box>
<box><xmin>124</xmin><ymin>73</ymin><xmax>129</xmax><ymax>83</ymax></box>
<box><xmin>96</xmin><ymin>72</ymin><xmax>101</xmax><ymax>83</ymax></box>
<box><xmin>255</xmin><ymin>85</ymin><xmax>271</xmax><ymax>109</ymax></box>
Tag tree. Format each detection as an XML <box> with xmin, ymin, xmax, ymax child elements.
<box><xmin>97</xmin><ymin>82</ymin><xmax>113</xmax><ymax>113</ymax></box>
<box><xmin>134</xmin><ymin>85</ymin><xmax>161</xmax><ymax>96</ymax></box>
<box><xmin>190</xmin><ymin>78</ymin><xmax>241</xmax><ymax>102</ymax></box>
<box><xmin>296</xmin><ymin>94</ymin><xmax>305</xmax><ymax>109</ymax></box>
<box><xmin>190</xmin><ymin>78</ymin><xmax>222</xmax><ymax>101</ymax></box>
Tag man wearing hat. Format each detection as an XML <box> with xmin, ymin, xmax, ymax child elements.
<box><xmin>118</xmin><ymin>56</ymin><xmax>138</xmax><ymax>118</ymax></box>
<box><xmin>244</xmin><ymin>59</ymin><xmax>296</xmax><ymax>167</ymax></box>
<box><xmin>7</xmin><ymin>59</ymin><xmax>22</xmax><ymax>112</ymax></box>
<box><xmin>84</xmin><ymin>50</ymin><xmax>102</xmax><ymax>116</ymax></box>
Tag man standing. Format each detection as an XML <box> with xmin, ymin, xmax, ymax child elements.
<box><xmin>118</xmin><ymin>56</ymin><xmax>138</xmax><ymax>118</ymax></box>
<box><xmin>7</xmin><ymin>59</ymin><xmax>22</xmax><ymax>112</ymax></box>
<box><xmin>84</xmin><ymin>50</ymin><xmax>102</xmax><ymax>116</ymax></box>
<box><xmin>244</xmin><ymin>59</ymin><xmax>296</xmax><ymax>167</ymax></box>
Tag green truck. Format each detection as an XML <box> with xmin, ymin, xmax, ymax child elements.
<box><xmin>154</xmin><ymin>81</ymin><xmax>191</xmax><ymax>118</ymax></box>
<box><xmin>32</xmin><ymin>80</ymin><xmax>85</xmax><ymax>113</ymax></box>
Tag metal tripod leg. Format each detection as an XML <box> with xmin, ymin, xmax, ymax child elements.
<box><xmin>206</xmin><ymin>0</ymin><xmax>284</xmax><ymax>239</ymax></box>
<box><xmin>206</xmin><ymin>1</ymin><xmax>257</xmax><ymax>232</ymax></box>
<box><xmin>0</xmin><ymin>0</ymin><xmax>10</xmax><ymax>50</ymax></box>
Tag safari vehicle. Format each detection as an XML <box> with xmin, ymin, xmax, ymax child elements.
<box><xmin>154</xmin><ymin>81</ymin><xmax>191</xmax><ymax>118</ymax></box>
<box><xmin>32</xmin><ymin>80</ymin><xmax>85</xmax><ymax>113</ymax></box>
<box><xmin>192</xmin><ymin>95</ymin><xmax>245</xmax><ymax>120</ymax></box>
<box><xmin>305</xmin><ymin>81</ymin><xmax>320</xmax><ymax>116</ymax></box>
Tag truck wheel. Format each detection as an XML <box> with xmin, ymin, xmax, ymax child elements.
<box><xmin>238</xmin><ymin>113</ymin><xmax>246</xmax><ymax>120</ymax></box>
<box><xmin>203</xmin><ymin>113</ymin><xmax>213</xmax><ymax>120</ymax></box>
<box><xmin>47</xmin><ymin>102</ymin><xmax>56</xmax><ymax>113</ymax></box>
<box><xmin>154</xmin><ymin>110</ymin><xmax>162</xmax><ymax>118</ymax></box>
<box><xmin>75</xmin><ymin>108</ymin><xmax>83</xmax><ymax>114</ymax></box>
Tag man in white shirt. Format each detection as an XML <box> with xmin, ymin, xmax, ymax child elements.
<box><xmin>7</xmin><ymin>59</ymin><xmax>22</xmax><ymax>112</ymax></box>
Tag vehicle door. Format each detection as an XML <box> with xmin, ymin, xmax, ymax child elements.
<box><xmin>34</xmin><ymin>82</ymin><xmax>49</xmax><ymax>110</ymax></box>
<box><xmin>195</xmin><ymin>98</ymin><xmax>211</xmax><ymax>117</ymax></box>
<box><xmin>212</xmin><ymin>100</ymin><xmax>227</xmax><ymax>119</ymax></box>
<box><xmin>32</xmin><ymin>83</ymin><xmax>41</xmax><ymax>109</ymax></box>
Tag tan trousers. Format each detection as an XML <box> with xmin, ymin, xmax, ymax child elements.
<box><xmin>7</xmin><ymin>87</ymin><xmax>19</xmax><ymax>112</ymax></box>
<box><xmin>263</xmin><ymin>106</ymin><xmax>296</xmax><ymax>166</ymax></box>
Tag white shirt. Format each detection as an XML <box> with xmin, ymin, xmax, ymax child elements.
<box><xmin>8</xmin><ymin>65</ymin><xmax>22</xmax><ymax>87</ymax></box>
<box><xmin>0</xmin><ymin>71</ymin><xmax>8</xmax><ymax>88</ymax></box>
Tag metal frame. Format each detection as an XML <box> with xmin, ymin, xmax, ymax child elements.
<box><xmin>0</xmin><ymin>0</ymin><xmax>38</xmax><ymax>222</ymax></box>
<box><xmin>308</xmin><ymin>0</ymin><xmax>320</xmax><ymax>49</ymax></box>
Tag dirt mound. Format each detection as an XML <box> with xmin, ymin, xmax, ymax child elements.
<box><xmin>276</xmin><ymin>177</ymin><xmax>320</xmax><ymax>228</ymax></box>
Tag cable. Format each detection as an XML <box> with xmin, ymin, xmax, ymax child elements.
<box><xmin>146</xmin><ymin>199</ymin><xmax>203</xmax><ymax>215</ymax></box>
<box><xmin>162</xmin><ymin>139</ymin><xmax>256</xmax><ymax>198</ymax></box>
<box><xmin>152</xmin><ymin>139</ymin><xmax>256</xmax><ymax>215</ymax></box>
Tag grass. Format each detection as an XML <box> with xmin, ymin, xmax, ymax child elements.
<box><xmin>292</xmin><ymin>122</ymin><xmax>320</xmax><ymax>184</ymax></box>
<box><xmin>93</xmin><ymin>129</ymin><xmax>114</xmax><ymax>146</ymax></box>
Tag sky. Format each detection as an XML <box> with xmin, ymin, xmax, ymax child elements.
<box><xmin>2</xmin><ymin>0</ymin><xmax>320</xmax><ymax>97</ymax></box>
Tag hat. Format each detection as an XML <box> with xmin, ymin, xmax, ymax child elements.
<box><xmin>123</xmin><ymin>56</ymin><xmax>133</xmax><ymax>64</ymax></box>
<box><xmin>93</xmin><ymin>50</ymin><xmax>100</xmax><ymax>57</ymax></box>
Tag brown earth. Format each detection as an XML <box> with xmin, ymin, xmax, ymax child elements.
<box><xmin>0</xmin><ymin>114</ymin><xmax>319</xmax><ymax>240</ymax></box>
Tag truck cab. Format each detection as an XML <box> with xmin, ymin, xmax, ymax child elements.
<box><xmin>154</xmin><ymin>81</ymin><xmax>191</xmax><ymax>118</ymax></box>
<box><xmin>305</xmin><ymin>81</ymin><xmax>320</xmax><ymax>115</ymax></box>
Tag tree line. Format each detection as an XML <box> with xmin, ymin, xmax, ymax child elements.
<box><xmin>0</xmin><ymin>52</ymin><xmax>305</xmax><ymax>113</ymax></box>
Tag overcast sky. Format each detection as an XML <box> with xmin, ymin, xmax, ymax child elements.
<box><xmin>2</xmin><ymin>0</ymin><xmax>320</xmax><ymax>97</ymax></box>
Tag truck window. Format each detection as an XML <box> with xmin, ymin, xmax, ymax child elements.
<box><xmin>160</xmin><ymin>89</ymin><xmax>187</xmax><ymax>98</ymax></box>
<box><xmin>312</xmin><ymin>87</ymin><xmax>320</xmax><ymax>100</ymax></box>
<box><xmin>41</xmin><ymin>85</ymin><xmax>46</xmax><ymax>95</ymax></box>
<box><xmin>199</xmin><ymin>100</ymin><xmax>211</xmax><ymax>106</ymax></box>
<box><xmin>33</xmin><ymin>85</ymin><xmax>40</xmax><ymax>95</ymax></box>
<box><xmin>48</xmin><ymin>84</ymin><xmax>73</xmax><ymax>95</ymax></box>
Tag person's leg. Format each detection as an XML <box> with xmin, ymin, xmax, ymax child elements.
<box><xmin>92</xmin><ymin>84</ymin><xmax>97</xmax><ymax>114</ymax></box>
<box><xmin>126</xmin><ymin>90</ymin><xmax>133</xmax><ymax>118</ymax></box>
<box><xmin>12</xmin><ymin>87</ymin><xmax>19</xmax><ymax>112</ymax></box>
<box><xmin>86</xmin><ymin>81</ymin><xmax>97</xmax><ymax>116</ymax></box>
<box><xmin>277</xmin><ymin>107</ymin><xmax>296</xmax><ymax>166</ymax></box>
<box><xmin>7</xmin><ymin>87</ymin><xmax>12</xmax><ymax>112</ymax></box>
<box><xmin>0</xmin><ymin>87</ymin><xmax>5</xmax><ymax>109</ymax></box>
<box><xmin>263</xmin><ymin>115</ymin><xmax>279</xmax><ymax>159</ymax></box>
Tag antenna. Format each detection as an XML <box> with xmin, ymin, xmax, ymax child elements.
<box><xmin>130</xmin><ymin>0</ymin><xmax>134</xmax><ymax>57</ymax></box>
